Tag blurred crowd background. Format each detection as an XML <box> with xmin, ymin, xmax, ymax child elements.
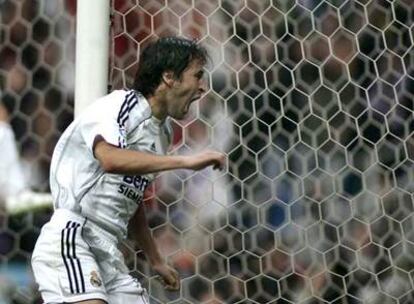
<box><xmin>1</xmin><ymin>0</ymin><xmax>414</xmax><ymax>303</ymax></box>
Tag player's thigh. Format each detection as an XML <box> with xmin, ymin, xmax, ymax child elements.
<box><xmin>32</xmin><ymin>220</ymin><xmax>108</xmax><ymax>303</ymax></box>
<box><xmin>105</xmin><ymin>271</ymin><xmax>149</xmax><ymax>304</ymax></box>
<box><xmin>71</xmin><ymin>300</ymin><xmax>107</xmax><ymax>304</ymax></box>
<box><xmin>108</xmin><ymin>291</ymin><xmax>149</xmax><ymax>304</ymax></box>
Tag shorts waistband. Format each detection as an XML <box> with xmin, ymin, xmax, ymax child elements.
<box><xmin>52</xmin><ymin>208</ymin><xmax>87</xmax><ymax>225</ymax></box>
<box><xmin>52</xmin><ymin>209</ymin><xmax>118</xmax><ymax>243</ymax></box>
<box><xmin>84</xmin><ymin>217</ymin><xmax>118</xmax><ymax>243</ymax></box>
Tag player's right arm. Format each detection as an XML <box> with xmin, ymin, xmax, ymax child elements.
<box><xmin>79</xmin><ymin>91</ymin><xmax>224</xmax><ymax>175</ymax></box>
<box><xmin>93</xmin><ymin>137</ymin><xmax>225</xmax><ymax>175</ymax></box>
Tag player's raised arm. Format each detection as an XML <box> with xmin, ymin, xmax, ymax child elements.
<box><xmin>93</xmin><ymin>136</ymin><xmax>225</xmax><ymax>175</ymax></box>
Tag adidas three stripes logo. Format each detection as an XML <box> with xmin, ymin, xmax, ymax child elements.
<box><xmin>117</xmin><ymin>91</ymin><xmax>138</xmax><ymax>149</ymax></box>
<box><xmin>61</xmin><ymin>221</ymin><xmax>85</xmax><ymax>294</ymax></box>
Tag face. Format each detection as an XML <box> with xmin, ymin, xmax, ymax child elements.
<box><xmin>166</xmin><ymin>59</ymin><xmax>207</xmax><ymax>119</ymax></box>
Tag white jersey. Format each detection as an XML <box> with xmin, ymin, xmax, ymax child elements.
<box><xmin>50</xmin><ymin>90</ymin><xmax>172</xmax><ymax>239</ymax></box>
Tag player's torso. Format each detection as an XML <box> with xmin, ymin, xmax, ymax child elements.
<box><xmin>80</xmin><ymin>116</ymin><xmax>172</xmax><ymax>238</ymax></box>
<box><xmin>116</xmin><ymin>116</ymin><xmax>171</xmax><ymax>201</ymax></box>
<box><xmin>50</xmin><ymin>90</ymin><xmax>172</xmax><ymax>239</ymax></box>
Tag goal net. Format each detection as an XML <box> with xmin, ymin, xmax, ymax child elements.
<box><xmin>0</xmin><ymin>0</ymin><xmax>76</xmax><ymax>303</ymax></box>
<box><xmin>1</xmin><ymin>0</ymin><xmax>414</xmax><ymax>303</ymax></box>
<box><xmin>110</xmin><ymin>1</ymin><xmax>414</xmax><ymax>303</ymax></box>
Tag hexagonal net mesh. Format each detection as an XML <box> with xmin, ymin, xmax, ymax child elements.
<box><xmin>1</xmin><ymin>0</ymin><xmax>414</xmax><ymax>303</ymax></box>
<box><xmin>0</xmin><ymin>0</ymin><xmax>76</xmax><ymax>191</ymax></box>
<box><xmin>0</xmin><ymin>0</ymin><xmax>76</xmax><ymax>303</ymax></box>
<box><xmin>0</xmin><ymin>0</ymin><xmax>76</xmax><ymax>304</ymax></box>
<box><xmin>110</xmin><ymin>0</ymin><xmax>414</xmax><ymax>303</ymax></box>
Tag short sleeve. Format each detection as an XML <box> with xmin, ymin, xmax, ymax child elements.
<box><xmin>80</xmin><ymin>113</ymin><xmax>124</xmax><ymax>153</ymax></box>
<box><xmin>78</xmin><ymin>90</ymin><xmax>150</xmax><ymax>154</ymax></box>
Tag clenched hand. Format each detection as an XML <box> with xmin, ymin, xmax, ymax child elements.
<box><xmin>153</xmin><ymin>263</ymin><xmax>180</xmax><ymax>291</ymax></box>
<box><xmin>183</xmin><ymin>150</ymin><xmax>226</xmax><ymax>171</ymax></box>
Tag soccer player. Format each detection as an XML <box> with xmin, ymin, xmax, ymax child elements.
<box><xmin>31</xmin><ymin>36</ymin><xmax>225</xmax><ymax>304</ymax></box>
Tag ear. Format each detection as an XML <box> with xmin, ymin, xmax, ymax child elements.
<box><xmin>162</xmin><ymin>71</ymin><xmax>174</xmax><ymax>87</ymax></box>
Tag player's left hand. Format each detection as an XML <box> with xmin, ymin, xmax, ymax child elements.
<box><xmin>153</xmin><ymin>263</ymin><xmax>180</xmax><ymax>291</ymax></box>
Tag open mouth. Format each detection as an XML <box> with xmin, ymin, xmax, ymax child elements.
<box><xmin>184</xmin><ymin>95</ymin><xmax>201</xmax><ymax>114</ymax></box>
<box><xmin>190</xmin><ymin>95</ymin><xmax>201</xmax><ymax>102</ymax></box>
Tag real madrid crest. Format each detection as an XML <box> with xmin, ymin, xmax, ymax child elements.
<box><xmin>90</xmin><ymin>270</ymin><xmax>102</xmax><ymax>287</ymax></box>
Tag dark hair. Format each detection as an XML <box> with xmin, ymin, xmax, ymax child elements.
<box><xmin>133</xmin><ymin>36</ymin><xmax>208</xmax><ymax>97</ymax></box>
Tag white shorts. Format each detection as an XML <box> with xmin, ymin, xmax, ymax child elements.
<box><xmin>31</xmin><ymin>209</ymin><xmax>149</xmax><ymax>304</ymax></box>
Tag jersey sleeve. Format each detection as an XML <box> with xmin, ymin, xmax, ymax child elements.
<box><xmin>79</xmin><ymin>90</ymin><xmax>151</xmax><ymax>154</ymax></box>
<box><xmin>79</xmin><ymin>90</ymin><xmax>139</xmax><ymax>154</ymax></box>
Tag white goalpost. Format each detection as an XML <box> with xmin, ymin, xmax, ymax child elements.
<box><xmin>75</xmin><ymin>0</ymin><xmax>110</xmax><ymax>117</ymax></box>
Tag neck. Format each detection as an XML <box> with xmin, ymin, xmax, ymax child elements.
<box><xmin>147</xmin><ymin>93</ymin><xmax>167</xmax><ymax>121</ymax></box>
